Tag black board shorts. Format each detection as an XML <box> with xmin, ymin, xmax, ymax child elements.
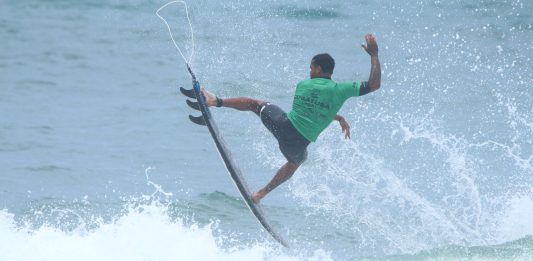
<box><xmin>259</xmin><ymin>102</ymin><xmax>310</xmax><ymax>165</ymax></box>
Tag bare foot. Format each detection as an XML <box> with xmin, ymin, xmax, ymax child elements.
<box><xmin>251</xmin><ymin>192</ymin><xmax>262</xmax><ymax>204</ymax></box>
<box><xmin>201</xmin><ymin>87</ymin><xmax>217</xmax><ymax>107</ymax></box>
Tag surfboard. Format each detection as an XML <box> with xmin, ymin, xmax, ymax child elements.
<box><xmin>180</xmin><ymin>67</ymin><xmax>290</xmax><ymax>248</ymax></box>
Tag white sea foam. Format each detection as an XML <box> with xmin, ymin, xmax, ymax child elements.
<box><xmin>0</xmin><ymin>205</ymin><xmax>331</xmax><ymax>261</ymax></box>
<box><xmin>497</xmin><ymin>192</ymin><xmax>533</xmax><ymax>243</ymax></box>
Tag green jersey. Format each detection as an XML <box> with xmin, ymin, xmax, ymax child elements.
<box><xmin>287</xmin><ymin>78</ymin><xmax>361</xmax><ymax>142</ymax></box>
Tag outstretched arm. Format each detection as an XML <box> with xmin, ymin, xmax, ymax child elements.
<box><xmin>360</xmin><ymin>34</ymin><xmax>381</xmax><ymax>95</ymax></box>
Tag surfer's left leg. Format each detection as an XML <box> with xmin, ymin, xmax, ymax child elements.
<box><xmin>252</xmin><ymin>161</ymin><xmax>300</xmax><ymax>204</ymax></box>
<box><xmin>202</xmin><ymin>88</ymin><xmax>263</xmax><ymax>114</ymax></box>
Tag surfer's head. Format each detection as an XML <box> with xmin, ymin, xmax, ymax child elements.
<box><xmin>310</xmin><ymin>53</ymin><xmax>335</xmax><ymax>78</ymax></box>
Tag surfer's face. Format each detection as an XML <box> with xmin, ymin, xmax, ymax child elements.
<box><xmin>309</xmin><ymin>62</ymin><xmax>322</xmax><ymax>78</ymax></box>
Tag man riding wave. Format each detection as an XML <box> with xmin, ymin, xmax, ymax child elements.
<box><xmin>202</xmin><ymin>34</ymin><xmax>381</xmax><ymax>203</ymax></box>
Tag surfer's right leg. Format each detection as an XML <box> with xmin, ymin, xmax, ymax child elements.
<box><xmin>202</xmin><ymin>88</ymin><xmax>263</xmax><ymax>114</ymax></box>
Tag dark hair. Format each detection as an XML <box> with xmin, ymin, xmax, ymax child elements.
<box><xmin>311</xmin><ymin>53</ymin><xmax>335</xmax><ymax>74</ymax></box>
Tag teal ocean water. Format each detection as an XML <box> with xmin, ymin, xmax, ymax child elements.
<box><xmin>1</xmin><ymin>0</ymin><xmax>532</xmax><ymax>260</ymax></box>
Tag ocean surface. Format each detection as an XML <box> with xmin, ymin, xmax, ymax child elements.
<box><xmin>1</xmin><ymin>0</ymin><xmax>532</xmax><ymax>260</ymax></box>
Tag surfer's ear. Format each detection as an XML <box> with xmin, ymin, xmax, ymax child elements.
<box><xmin>310</xmin><ymin>63</ymin><xmax>322</xmax><ymax>74</ymax></box>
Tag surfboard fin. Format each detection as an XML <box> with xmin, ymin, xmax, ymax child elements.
<box><xmin>186</xmin><ymin>99</ymin><xmax>200</xmax><ymax>111</ymax></box>
<box><xmin>188</xmin><ymin>115</ymin><xmax>206</xmax><ymax>126</ymax></box>
<box><xmin>180</xmin><ymin>87</ymin><xmax>196</xmax><ymax>99</ymax></box>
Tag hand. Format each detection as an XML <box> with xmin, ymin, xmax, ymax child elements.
<box><xmin>361</xmin><ymin>34</ymin><xmax>378</xmax><ymax>57</ymax></box>
<box><xmin>338</xmin><ymin>117</ymin><xmax>351</xmax><ymax>139</ymax></box>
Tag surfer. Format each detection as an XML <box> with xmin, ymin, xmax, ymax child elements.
<box><xmin>202</xmin><ymin>34</ymin><xmax>381</xmax><ymax>203</ymax></box>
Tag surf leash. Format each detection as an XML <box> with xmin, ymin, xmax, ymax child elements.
<box><xmin>156</xmin><ymin>1</ymin><xmax>200</xmax><ymax>93</ymax></box>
